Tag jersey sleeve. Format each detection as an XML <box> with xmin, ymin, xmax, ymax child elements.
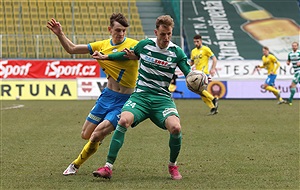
<box><xmin>88</xmin><ymin>41</ymin><xmax>103</xmax><ymax>55</ymax></box>
<box><xmin>206</xmin><ymin>47</ymin><xmax>214</xmax><ymax>58</ymax></box>
<box><xmin>108</xmin><ymin>52</ymin><xmax>129</xmax><ymax>60</ymax></box>
<box><xmin>176</xmin><ymin>48</ymin><xmax>191</xmax><ymax>76</ymax></box>
<box><xmin>271</xmin><ymin>55</ymin><xmax>280</xmax><ymax>72</ymax></box>
<box><xmin>133</xmin><ymin>39</ymin><xmax>149</xmax><ymax>56</ymax></box>
<box><xmin>287</xmin><ymin>53</ymin><xmax>291</xmax><ymax>61</ymax></box>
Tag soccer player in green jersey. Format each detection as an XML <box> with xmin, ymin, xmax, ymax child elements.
<box><xmin>92</xmin><ymin>15</ymin><xmax>191</xmax><ymax>180</ymax></box>
<box><xmin>47</xmin><ymin>13</ymin><xmax>139</xmax><ymax>175</ymax></box>
<box><xmin>190</xmin><ymin>34</ymin><xmax>219</xmax><ymax>115</ymax></box>
<box><xmin>286</xmin><ymin>42</ymin><xmax>300</xmax><ymax>105</ymax></box>
<box><xmin>256</xmin><ymin>46</ymin><xmax>286</xmax><ymax>104</ymax></box>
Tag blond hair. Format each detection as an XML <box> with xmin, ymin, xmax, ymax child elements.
<box><xmin>155</xmin><ymin>15</ymin><xmax>174</xmax><ymax>29</ymax></box>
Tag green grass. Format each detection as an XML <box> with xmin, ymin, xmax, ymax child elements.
<box><xmin>1</xmin><ymin>99</ymin><xmax>299</xmax><ymax>190</ymax></box>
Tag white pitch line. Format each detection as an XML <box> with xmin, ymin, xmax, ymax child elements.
<box><xmin>1</xmin><ymin>104</ymin><xmax>24</xmax><ymax>110</ymax></box>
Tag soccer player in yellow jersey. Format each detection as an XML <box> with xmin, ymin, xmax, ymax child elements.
<box><xmin>190</xmin><ymin>34</ymin><xmax>219</xmax><ymax>115</ymax></box>
<box><xmin>47</xmin><ymin>13</ymin><xmax>139</xmax><ymax>175</ymax></box>
<box><xmin>256</xmin><ymin>46</ymin><xmax>286</xmax><ymax>104</ymax></box>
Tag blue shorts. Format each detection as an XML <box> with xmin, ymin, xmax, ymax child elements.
<box><xmin>265</xmin><ymin>74</ymin><xmax>277</xmax><ymax>86</ymax></box>
<box><xmin>86</xmin><ymin>88</ymin><xmax>131</xmax><ymax>128</ymax></box>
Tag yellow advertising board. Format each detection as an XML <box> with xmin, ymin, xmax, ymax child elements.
<box><xmin>0</xmin><ymin>80</ymin><xmax>77</xmax><ymax>100</ymax></box>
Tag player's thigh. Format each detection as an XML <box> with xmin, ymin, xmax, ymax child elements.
<box><xmin>87</xmin><ymin>95</ymin><xmax>124</xmax><ymax>127</ymax></box>
<box><xmin>265</xmin><ymin>74</ymin><xmax>276</xmax><ymax>86</ymax></box>
<box><xmin>105</xmin><ymin>109</ymin><xmax>122</xmax><ymax>128</ymax></box>
<box><xmin>122</xmin><ymin>94</ymin><xmax>150</xmax><ymax>127</ymax></box>
<box><xmin>150</xmin><ymin>97</ymin><xmax>179</xmax><ymax>130</ymax></box>
<box><xmin>293</xmin><ymin>73</ymin><xmax>300</xmax><ymax>85</ymax></box>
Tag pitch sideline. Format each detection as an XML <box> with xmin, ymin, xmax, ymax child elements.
<box><xmin>1</xmin><ymin>104</ymin><xmax>25</xmax><ymax>110</ymax></box>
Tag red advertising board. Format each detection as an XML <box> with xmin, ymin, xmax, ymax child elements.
<box><xmin>0</xmin><ymin>59</ymin><xmax>100</xmax><ymax>79</ymax></box>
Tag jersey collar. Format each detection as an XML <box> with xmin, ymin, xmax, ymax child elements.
<box><xmin>110</xmin><ymin>37</ymin><xmax>126</xmax><ymax>46</ymax></box>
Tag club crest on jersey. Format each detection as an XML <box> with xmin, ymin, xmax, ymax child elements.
<box><xmin>112</xmin><ymin>49</ymin><xmax>118</xmax><ymax>53</ymax></box>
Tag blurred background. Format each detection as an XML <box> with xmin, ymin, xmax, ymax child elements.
<box><xmin>1</xmin><ymin>0</ymin><xmax>300</xmax><ymax>100</ymax></box>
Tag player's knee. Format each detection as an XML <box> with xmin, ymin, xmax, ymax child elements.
<box><xmin>81</xmin><ymin>132</ymin><xmax>90</xmax><ymax>140</ymax></box>
<box><xmin>169</xmin><ymin>124</ymin><xmax>181</xmax><ymax>134</ymax></box>
<box><xmin>118</xmin><ymin>117</ymin><xmax>130</xmax><ymax>128</ymax></box>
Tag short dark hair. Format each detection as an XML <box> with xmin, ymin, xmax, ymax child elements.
<box><xmin>194</xmin><ymin>34</ymin><xmax>202</xmax><ymax>40</ymax></box>
<box><xmin>110</xmin><ymin>13</ymin><xmax>129</xmax><ymax>27</ymax></box>
<box><xmin>263</xmin><ymin>46</ymin><xmax>269</xmax><ymax>51</ymax></box>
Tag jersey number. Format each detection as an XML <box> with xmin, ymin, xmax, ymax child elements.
<box><xmin>125</xmin><ymin>100</ymin><xmax>136</xmax><ymax>108</ymax></box>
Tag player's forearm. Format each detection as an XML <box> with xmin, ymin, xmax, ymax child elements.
<box><xmin>274</xmin><ymin>62</ymin><xmax>280</xmax><ymax>72</ymax></box>
<box><xmin>179</xmin><ymin>62</ymin><xmax>192</xmax><ymax>76</ymax></box>
<box><xmin>211</xmin><ymin>58</ymin><xmax>217</xmax><ymax>70</ymax></box>
<box><xmin>108</xmin><ymin>52</ymin><xmax>129</xmax><ymax>60</ymax></box>
<box><xmin>56</xmin><ymin>33</ymin><xmax>77</xmax><ymax>54</ymax></box>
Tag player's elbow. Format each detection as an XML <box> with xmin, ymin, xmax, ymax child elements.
<box><xmin>65</xmin><ymin>47</ymin><xmax>77</xmax><ymax>54</ymax></box>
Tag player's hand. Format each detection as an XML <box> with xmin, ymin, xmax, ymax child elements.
<box><xmin>92</xmin><ymin>51</ymin><xmax>108</xmax><ymax>60</ymax></box>
<box><xmin>47</xmin><ymin>18</ymin><xmax>63</xmax><ymax>35</ymax></box>
<box><xmin>297</xmin><ymin>62</ymin><xmax>300</xmax><ymax>66</ymax></box>
<box><xmin>210</xmin><ymin>68</ymin><xmax>216</xmax><ymax>77</ymax></box>
<box><xmin>122</xmin><ymin>48</ymin><xmax>139</xmax><ymax>60</ymax></box>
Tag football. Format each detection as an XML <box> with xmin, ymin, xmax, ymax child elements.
<box><xmin>185</xmin><ymin>70</ymin><xmax>209</xmax><ymax>94</ymax></box>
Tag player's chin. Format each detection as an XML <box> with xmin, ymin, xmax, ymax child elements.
<box><xmin>116</xmin><ymin>36</ymin><xmax>124</xmax><ymax>42</ymax></box>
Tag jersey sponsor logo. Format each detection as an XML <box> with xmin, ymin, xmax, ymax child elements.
<box><xmin>81</xmin><ymin>82</ymin><xmax>92</xmax><ymax>93</ymax></box>
<box><xmin>0</xmin><ymin>60</ymin><xmax>100</xmax><ymax>79</ymax></box>
<box><xmin>45</xmin><ymin>61</ymin><xmax>97</xmax><ymax>78</ymax></box>
<box><xmin>144</xmin><ymin>55</ymin><xmax>169</xmax><ymax>66</ymax></box>
<box><xmin>0</xmin><ymin>60</ymin><xmax>32</xmax><ymax>78</ymax></box>
<box><xmin>162</xmin><ymin>108</ymin><xmax>178</xmax><ymax>117</ymax></box>
<box><xmin>0</xmin><ymin>80</ymin><xmax>77</xmax><ymax>100</ymax></box>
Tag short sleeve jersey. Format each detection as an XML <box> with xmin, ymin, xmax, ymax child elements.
<box><xmin>190</xmin><ymin>45</ymin><xmax>214</xmax><ymax>74</ymax></box>
<box><xmin>133</xmin><ymin>38</ymin><xmax>191</xmax><ymax>97</ymax></box>
<box><xmin>88</xmin><ymin>37</ymin><xmax>139</xmax><ymax>88</ymax></box>
<box><xmin>261</xmin><ymin>54</ymin><xmax>280</xmax><ymax>75</ymax></box>
<box><xmin>288</xmin><ymin>50</ymin><xmax>300</xmax><ymax>74</ymax></box>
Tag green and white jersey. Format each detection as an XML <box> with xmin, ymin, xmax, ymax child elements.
<box><xmin>133</xmin><ymin>38</ymin><xmax>191</xmax><ymax>97</ymax></box>
<box><xmin>288</xmin><ymin>50</ymin><xmax>300</xmax><ymax>74</ymax></box>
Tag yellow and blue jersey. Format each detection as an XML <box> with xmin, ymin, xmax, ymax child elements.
<box><xmin>260</xmin><ymin>54</ymin><xmax>280</xmax><ymax>75</ymax></box>
<box><xmin>190</xmin><ymin>45</ymin><xmax>214</xmax><ymax>74</ymax></box>
<box><xmin>88</xmin><ymin>37</ymin><xmax>139</xmax><ymax>88</ymax></box>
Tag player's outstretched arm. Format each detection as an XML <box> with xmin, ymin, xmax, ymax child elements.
<box><xmin>47</xmin><ymin>18</ymin><xmax>89</xmax><ymax>54</ymax></box>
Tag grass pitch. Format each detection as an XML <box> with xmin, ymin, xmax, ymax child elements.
<box><xmin>1</xmin><ymin>99</ymin><xmax>299</xmax><ymax>190</ymax></box>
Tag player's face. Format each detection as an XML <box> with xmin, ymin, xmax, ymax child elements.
<box><xmin>292</xmin><ymin>42</ymin><xmax>298</xmax><ymax>52</ymax></box>
<box><xmin>154</xmin><ymin>25</ymin><xmax>172</xmax><ymax>49</ymax></box>
<box><xmin>193</xmin><ymin>39</ymin><xmax>202</xmax><ymax>48</ymax></box>
<box><xmin>109</xmin><ymin>21</ymin><xmax>127</xmax><ymax>44</ymax></box>
<box><xmin>262</xmin><ymin>48</ymin><xmax>269</xmax><ymax>56</ymax></box>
